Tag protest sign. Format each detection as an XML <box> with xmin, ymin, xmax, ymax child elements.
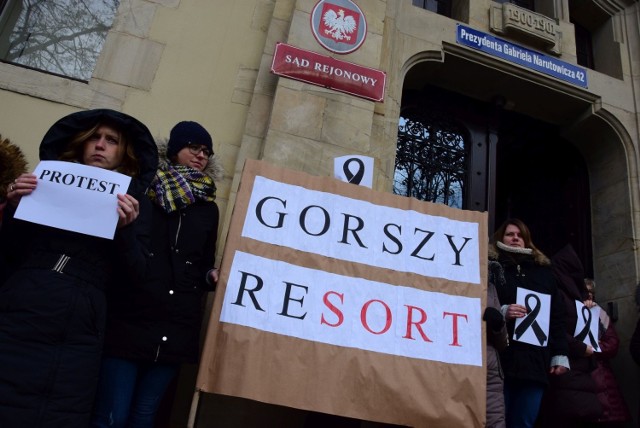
<box><xmin>196</xmin><ymin>159</ymin><xmax>487</xmax><ymax>427</ymax></box>
<box><xmin>334</xmin><ymin>155</ymin><xmax>374</xmax><ymax>188</ymax></box>
<box><xmin>14</xmin><ymin>160</ymin><xmax>131</xmax><ymax>239</ymax></box>
<box><xmin>513</xmin><ymin>288</ymin><xmax>551</xmax><ymax>347</ymax></box>
<box><xmin>574</xmin><ymin>300</ymin><xmax>600</xmax><ymax>352</ymax></box>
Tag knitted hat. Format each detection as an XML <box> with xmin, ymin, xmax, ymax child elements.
<box><xmin>167</xmin><ymin>121</ymin><xmax>213</xmax><ymax>159</ymax></box>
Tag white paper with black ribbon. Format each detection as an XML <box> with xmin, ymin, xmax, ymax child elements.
<box><xmin>513</xmin><ymin>288</ymin><xmax>551</xmax><ymax>347</ymax></box>
<box><xmin>334</xmin><ymin>155</ymin><xmax>373</xmax><ymax>188</ymax></box>
<box><xmin>573</xmin><ymin>300</ymin><xmax>601</xmax><ymax>352</ymax></box>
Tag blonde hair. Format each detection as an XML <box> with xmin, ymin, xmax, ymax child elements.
<box><xmin>58</xmin><ymin>121</ymin><xmax>139</xmax><ymax>177</ymax></box>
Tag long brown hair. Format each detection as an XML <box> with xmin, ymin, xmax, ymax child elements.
<box><xmin>58</xmin><ymin>120</ymin><xmax>139</xmax><ymax>177</ymax></box>
<box><xmin>491</xmin><ymin>218</ymin><xmax>550</xmax><ymax>265</ymax></box>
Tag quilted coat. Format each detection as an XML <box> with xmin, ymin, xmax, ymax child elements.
<box><xmin>0</xmin><ymin>109</ymin><xmax>157</xmax><ymax>427</ymax></box>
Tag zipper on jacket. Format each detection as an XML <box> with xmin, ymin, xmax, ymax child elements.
<box><xmin>174</xmin><ymin>211</ymin><xmax>183</xmax><ymax>249</ymax></box>
<box><xmin>516</xmin><ymin>264</ymin><xmax>525</xmax><ymax>277</ymax></box>
<box><xmin>155</xmin><ymin>345</ymin><xmax>161</xmax><ymax>362</ymax></box>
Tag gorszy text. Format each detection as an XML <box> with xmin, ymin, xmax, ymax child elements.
<box><xmin>241</xmin><ymin>176</ymin><xmax>481</xmax><ymax>284</ymax></box>
<box><xmin>255</xmin><ymin>195</ymin><xmax>472</xmax><ymax>264</ymax></box>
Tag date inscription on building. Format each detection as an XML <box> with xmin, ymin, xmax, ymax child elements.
<box><xmin>490</xmin><ymin>3</ymin><xmax>561</xmax><ymax>55</ymax></box>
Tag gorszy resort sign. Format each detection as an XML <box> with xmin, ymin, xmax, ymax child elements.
<box><xmin>196</xmin><ymin>160</ymin><xmax>488</xmax><ymax>427</ymax></box>
<box><xmin>457</xmin><ymin>24</ymin><xmax>588</xmax><ymax>88</ymax></box>
<box><xmin>270</xmin><ymin>0</ymin><xmax>386</xmax><ymax>102</ymax></box>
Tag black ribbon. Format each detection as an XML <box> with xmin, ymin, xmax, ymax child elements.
<box><xmin>575</xmin><ymin>305</ymin><xmax>599</xmax><ymax>350</ymax></box>
<box><xmin>342</xmin><ymin>158</ymin><xmax>365</xmax><ymax>184</ymax></box>
<box><xmin>514</xmin><ymin>294</ymin><xmax>548</xmax><ymax>346</ymax></box>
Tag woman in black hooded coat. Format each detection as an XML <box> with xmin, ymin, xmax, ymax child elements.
<box><xmin>0</xmin><ymin>109</ymin><xmax>157</xmax><ymax>427</ymax></box>
<box><xmin>92</xmin><ymin>121</ymin><xmax>221</xmax><ymax>428</ymax></box>
<box><xmin>536</xmin><ymin>244</ymin><xmax>603</xmax><ymax>427</ymax></box>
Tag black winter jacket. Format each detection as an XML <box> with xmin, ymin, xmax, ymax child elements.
<box><xmin>537</xmin><ymin>244</ymin><xmax>603</xmax><ymax>426</ymax></box>
<box><xmin>0</xmin><ymin>109</ymin><xmax>157</xmax><ymax>428</ymax></box>
<box><xmin>490</xmin><ymin>246</ymin><xmax>568</xmax><ymax>386</ymax></box>
<box><xmin>103</xmin><ymin>147</ymin><xmax>221</xmax><ymax>364</ymax></box>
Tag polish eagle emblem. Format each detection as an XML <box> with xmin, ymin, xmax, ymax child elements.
<box><xmin>311</xmin><ymin>0</ymin><xmax>366</xmax><ymax>54</ymax></box>
<box><xmin>322</xmin><ymin>8</ymin><xmax>357</xmax><ymax>41</ymax></box>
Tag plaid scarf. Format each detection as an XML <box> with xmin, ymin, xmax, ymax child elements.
<box><xmin>148</xmin><ymin>162</ymin><xmax>216</xmax><ymax>213</ymax></box>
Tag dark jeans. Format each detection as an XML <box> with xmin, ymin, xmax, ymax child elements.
<box><xmin>91</xmin><ymin>356</ymin><xmax>179</xmax><ymax>428</ymax></box>
<box><xmin>504</xmin><ymin>378</ymin><xmax>545</xmax><ymax>428</ymax></box>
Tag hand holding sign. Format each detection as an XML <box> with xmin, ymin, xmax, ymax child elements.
<box><xmin>513</xmin><ymin>288</ymin><xmax>551</xmax><ymax>347</ymax></box>
<box><xmin>116</xmin><ymin>194</ymin><xmax>140</xmax><ymax>228</ymax></box>
<box><xmin>574</xmin><ymin>300</ymin><xmax>600</xmax><ymax>352</ymax></box>
<box><xmin>14</xmin><ymin>160</ymin><xmax>132</xmax><ymax>239</ymax></box>
<box><xmin>5</xmin><ymin>173</ymin><xmax>37</xmax><ymax>208</ymax></box>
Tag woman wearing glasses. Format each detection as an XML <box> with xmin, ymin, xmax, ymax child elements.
<box><xmin>91</xmin><ymin>121</ymin><xmax>223</xmax><ymax>428</ymax></box>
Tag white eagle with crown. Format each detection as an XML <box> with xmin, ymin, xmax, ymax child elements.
<box><xmin>323</xmin><ymin>8</ymin><xmax>357</xmax><ymax>41</ymax></box>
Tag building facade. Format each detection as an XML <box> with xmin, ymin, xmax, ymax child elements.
<box><xmin>1</xmin><ymin>0</ymin><xmax>639</xmax><ymax>426</ymax></box>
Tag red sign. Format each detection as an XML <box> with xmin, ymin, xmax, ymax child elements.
<box><xmin>270</xmin><ymin>42</ymin><xmax>385</xmax><ymax>102</ymax></box>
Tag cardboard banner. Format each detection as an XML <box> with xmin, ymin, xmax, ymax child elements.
<box><xmin>196</xmin><ymin>159</ymin><xmax>488</xmax><ymax>427</ymax></box>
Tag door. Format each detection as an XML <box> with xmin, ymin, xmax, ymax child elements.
<box><xmin>396</xmin><ymin>84</ymin><xmax>593</xmax><ymax>273</ymax></box>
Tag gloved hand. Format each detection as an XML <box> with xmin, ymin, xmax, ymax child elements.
<box><xmin>483</xmin><ymin>307</ymin><xmax>505</xmax><ymax>331</ymax></box>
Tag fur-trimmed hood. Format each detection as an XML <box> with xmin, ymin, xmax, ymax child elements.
<box><xmin>0</xmin><ymin>135</ymin><xmax>28</xmax><ymax>200</ymax></box>
<box><xmin>155</xmin><ymin>138</ymin><xmax>223</xmax><ymax>182</ymax></box>
<box><xmin>488</xmin><ymin>242</ymin><xmax>551</xmax><ymax>266</ymax></box>
<box><xmin>39</xmin><ymin>109</ymin><xmax>158</xmax><ymax>196</ymax></box>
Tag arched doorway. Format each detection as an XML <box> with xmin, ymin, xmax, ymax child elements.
<box><xmin>396</xmin><ymin>81</ymin><xmax>593</xmax><ymax>272</ymax></box>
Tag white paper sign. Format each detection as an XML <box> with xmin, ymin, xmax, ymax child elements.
<box><xmin>14</xmin><ymin>160</ymin><xmax>131</xmax><ymax>239</ymax></box>
<box><xmin>513</xmin><ymin>287</ymin><xmax>551</xmax><ymax>347</ymax></box>
<box><xmin>242</xmin><ymin>176</ymin><xmax>481</xmax><ymax>284</ymax></box>
<box><xmin>573</xmin><ymin>300</ymin><xmax>601</xmax><ymax>352</ymax></box>
<box><xmin>334</xmin><ymin>155</ymin><xmax>374</xmax><ymax>188</ymax></box>
<box><xmin>220</xmin><ymin>250</ymin><xmax>483</xmax><ymax>366</ymax></box>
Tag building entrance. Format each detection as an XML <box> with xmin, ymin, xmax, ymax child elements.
<box><xmin>398</xmin><ymin>83</ymin><xmax>593</xmax><ymax>273</ymax></box>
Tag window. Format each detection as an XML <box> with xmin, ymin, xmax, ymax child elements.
<box><xmin>0</xmin><ymin>0</ymin><xmax>119</xmax><ymax>81</ymax></box>
<box><xmin>412</xmin><ymin>0</ymin><xmax>452</xmax><ymax>17</ymax></box>
<box><xmin>573</xmin><ymin>21</ymin><xmax>594</xmax><ymax>69</ymax></box>
<box><xmin>394</xmin><ymin>108</ymin><xmax>469</xmax><ymax>209</ymax></box>
<box><xmin>569</xmin><ymin>0</ymin><xmax>622</xmax><ymax>78</ymax></box>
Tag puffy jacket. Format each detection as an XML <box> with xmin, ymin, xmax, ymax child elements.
<box><xmin>0</xmin><ymin>109</ymin><xmax>157</xmax><ymax>427</ymax></box>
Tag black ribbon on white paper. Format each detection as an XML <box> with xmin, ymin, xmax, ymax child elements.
<box><xmin>575</xmin><ymin>305</ymin><xmax>599</xmax><ymax>351</ymax></box>
<box><xmin>514</xmin><ymin>294</ymin><xmax>548</xmax><ymax>346</ymax></box>
<box><xmin>342</xmin><ymin>157</ymin><xmax>365</xmax><ymax>185</ymax></box>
